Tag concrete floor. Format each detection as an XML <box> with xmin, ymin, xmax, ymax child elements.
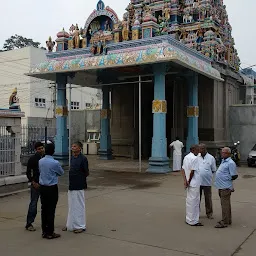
<box><xmin>0</xmin><ymin>163</ymin><xmax>256</xmax><ymax>256</ymax></box>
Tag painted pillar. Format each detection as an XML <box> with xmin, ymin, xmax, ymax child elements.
<box><xmin>54</xmin><ymin>73</ymin><xmax>69</xmax><ymax>164</ymax></box>
<box><xmin>99</xmin><ymin>85</ymin><xmax>112</xmax><ymax>160</ymax></box>
<box><xmin>186</xmin><ymin>72</ymin><xmax>199</xmax><ymax>152</ymax></box>
<box><xmin>147</xmin><ymin>64</ymin><xmax>170</xmax><ymax>173</ymax></box>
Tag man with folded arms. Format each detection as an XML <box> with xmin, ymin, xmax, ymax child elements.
<box><xmin>181</xmin><ymin>145</ymin><xmax>203</xmax><ymax>227</ymax></box>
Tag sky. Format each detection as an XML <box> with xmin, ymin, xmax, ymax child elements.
<box><xmin>0</xmin><ymin>0</ymin><xmax>255</xmax><ymax>69</ymax></box>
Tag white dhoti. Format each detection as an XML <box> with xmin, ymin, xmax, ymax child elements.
<box><xmin>66</xmin><ymin>190</ymin><xmax>86</xmax><ymax>231</ymax></box>
<box><xmin>173</xmin><ymin>154</ymin><xmax>182</xmax><ymax>171</ymax></box>
<box><xmin>186</xmin><ymin>187</ymin><xmax>200</xmax><ymax>225</ymax></box>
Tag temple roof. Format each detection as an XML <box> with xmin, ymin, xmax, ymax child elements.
<box><xmin>27</xmin><ymin>35</ymin><xmax>223</xmax><ymax>84</ymax></box>
<box><xmin>27</xmin><ymin>0</ymin><xmax>244</xmax><ymax>84</ymax></box>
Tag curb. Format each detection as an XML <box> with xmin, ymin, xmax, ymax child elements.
<box><xmin>0</xmin><ymin>188</ymin><xmax>29</xmax><ymax>198</ymax></box>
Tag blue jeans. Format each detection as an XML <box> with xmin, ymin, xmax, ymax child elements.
<box><xmin>26</xmin><ymin>186</ymin><xmax>40</xmax><ymax>228</ymax></box>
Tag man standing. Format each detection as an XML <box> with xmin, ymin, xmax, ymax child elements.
<box><xmin>39</xmin><ymin>143</ymin><xmax>64</xmax><ymax>239</ymax></box>
<box><xmin>198</xmin><ymin>144</ymin><xmax>216</xmax><ymax>219</ymax></box>
<box><xmin>63</xmin><ymin>142</ymin><xmax>89</xmax><ymax>233</ymax></box>
<box><xmin>181</xmin><ymin>145</ymin><xmax>203</xmax><ymax>226</ymax></box>
<box><xmin>215</xmin><ymin>147</ymin><xmax>238</xmax><ymax>228</ymax></box>
<box><xmin>25</xmin><ymin>142</ymin><xmax>44</xmax><ymax>231</ymax></box>
<box><xmin>170</xmin><ymin>137</ymin><xmax>184</xmax><ymax>171</ymax></box>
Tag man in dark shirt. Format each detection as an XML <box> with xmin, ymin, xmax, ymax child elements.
<box><xmin>25</xmin><ymin>142</ymin><xmax>44</xmax><ymax>231</ymax></box>
<box><xmin>63</xmin><ymin>141</ymin><xmax>89</xmax><ymax>233</ymax></box>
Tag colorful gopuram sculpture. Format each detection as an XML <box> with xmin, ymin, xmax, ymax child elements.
<box><xmin>47</xmin><ymin>0</ymin><xmax>240</xmax><ymax>71</ymax></box>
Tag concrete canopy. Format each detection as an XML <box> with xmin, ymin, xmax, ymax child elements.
<box><xmin>26</xmin><ymin>36</ymin><xmax>223</xmax><ymax>87</ymax></box>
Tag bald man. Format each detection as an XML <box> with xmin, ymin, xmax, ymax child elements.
<box><xmin>215</xmin><ymin>147</ymin><xmax>238</xmax><ymax>228</ymax></box>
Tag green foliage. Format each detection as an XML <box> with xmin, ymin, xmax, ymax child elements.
<box><xmin>2</xmin><ymin>34</ymin><xmax>41</xmax><ymax>51</ymax></box>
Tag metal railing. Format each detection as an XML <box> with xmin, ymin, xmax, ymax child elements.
<box><xmin>0</xmin><ymin>126</ymin><xmax>16</xmax><ymax>177</ymax></box>
<box><xmin>21</xmin><ymin>125</ymin><xmax>56</xmax><ymax>155</ymax></box>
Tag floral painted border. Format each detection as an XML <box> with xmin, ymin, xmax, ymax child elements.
<box><xmin>29</xmin><ymin>44</ymin><xmax>222</xmax><ymax>81</ymax></box>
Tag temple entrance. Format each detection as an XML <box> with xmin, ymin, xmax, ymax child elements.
<box><xmin>110</xmin><ymin>75</ymin><xmax>188</xmax><ymax>160</ymax></box>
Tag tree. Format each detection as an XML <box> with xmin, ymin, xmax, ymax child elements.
<box><xmin>2</xmin><ymin>34</ymin><xmax>41</xmax><ymax>51</ymax></box>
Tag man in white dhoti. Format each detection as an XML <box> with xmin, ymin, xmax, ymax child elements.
<box><xmin>181</xmin><ymin>145</ymin><xmax>203</xmax><ymax>226</ymax></box>
<box><xmin>63</xmin><ymin>142</ymin><xmax>89</xmax><ymax>233</ymax></box>
<box><xmin>170</xmin><ymin>137</ymin><xmax>184</xmax><ymax>172</ymax></box>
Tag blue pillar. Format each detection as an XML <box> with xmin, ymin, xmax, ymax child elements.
<box><xmin>186</xmin><ymin>72</ymin><xmax>199</xmax><ymax>152</ymax></box>
<box><xmin>99</xmin><ymin>86</ymin><xmax>112</xmax><ymax>160</ymax></box>
<box><xmin>54</xmin><ymin>73</ymin><xmax>68</xmax><ymax>164</ymax></box>
<box><xmin>147</xmin><ymin>64</ymin><xmax>170</xmax><ymax>173</ymax></box>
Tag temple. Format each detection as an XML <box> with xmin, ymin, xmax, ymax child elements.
<box><xmin>26</xmin><ymin>0</ymin><xmax>245</xmax><ymax>172</ymax></box>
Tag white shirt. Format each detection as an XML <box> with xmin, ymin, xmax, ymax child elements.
<box><xmin>182</xmin><ymin>152</ymin><xmax>200</xmax><ymax>188</ymax></box>
<box><xmin>198</xmin><ymin>153</ymin><xmax>217</xmax><ymax>186</ymax></box>
<box><xmin>170</xmin><ymin>140</ymin><xmax>184</xmax><ymax>155</ymax></box>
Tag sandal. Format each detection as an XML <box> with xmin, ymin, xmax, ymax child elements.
<box><xmin>186</xmin><ymin>222</ymin><xmax>204</xmax><ymax>227</ymax></box>
<box><xmin>192</xmin><ymin>222</ymin><xmax>204</xmax><ymax>227</ymax></box>
<box><xmin>73</xmin><ymin>229</ymin><xmax>85</xmax><ymax>234</ymax></box>
<box><xmin>26</xmin><ymin>225</ymin><xmax>36</xmax><ymax>231</ymax></box>
<box><xmin>215</xmin><ymin>221</ymin><xmax>228</xmax><ymax>228</ymax></box>
<box><xmin>45</xmin><ymin>233</ymin><xmax>61</xmax><ymax>239</ymax></box>
<box><xmin>62</xmin><ymin>227</ymin><xmax>67</xmax><ymax>231</ymax></box>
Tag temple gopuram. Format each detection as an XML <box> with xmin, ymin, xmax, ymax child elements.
<box><xmin>27</xmin><ymin>0</ymin><xmax>247</xmax><ymax>172</ymax></box>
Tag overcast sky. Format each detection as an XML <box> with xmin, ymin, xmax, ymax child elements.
<box><xmin>0</xmin><ymin>0</ymin><xmax>255</xmax><ymax>69</ymax></box>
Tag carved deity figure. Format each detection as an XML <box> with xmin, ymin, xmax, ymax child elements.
<box><xmin>74</xmin><ymin>24</ymin><xmax>80</xmax><ymax>48</ymax></box>
<box><xmin>158</xmin><ymin>15</ymin><xmax>163</xmax><ymax>24</ymax></box>
<box><xmin>9</xmin><ymin>88</ymin><xmax>20</xmax><ymax>110</ymax></box>
<box><xmin>122</xmin><ymin>13</ymin><xmax>129</xmax><ymax>41</ymax></box>
<box><xmin>143</xmin><ymin>4</ymin><xmax>152</xmax><ymax>18</ymax></box>
<box><xmin>46</xmin><ymin>36</ymin><xmax>55</xmax><ymax>52</ymax></box>
<box><xmin>97</xmin><ymin>40</ymin><xmax>104</xmax><ymax>54</ymax></box>
<box><xmin>163</xmin><ymin>3</ymin><xmax>171</xmax><ymax>21</ymax></box>
<box><xmin>183</xmin><ymin>13</ymin><xmax>193</xmax><ymax>23</ymax></box>
<box><xmin>69</xmin><ymin>24</ymin><xmax>76</xmax><ymax>34</ymax></box>
<box><xmin>104</xmin><ymin>19</ymin><xmax>111</xmax><ymax>31</ymax></box>
<box><xmin>127</xmin><ymin>3</ymin><xmax>135</xmax><ymax>25</ymax></box>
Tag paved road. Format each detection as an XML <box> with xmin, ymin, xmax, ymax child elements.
<box><xmin>1</xmin><ymin>166</ymin><xmax>256</xmax><ymax>256</ymax></box>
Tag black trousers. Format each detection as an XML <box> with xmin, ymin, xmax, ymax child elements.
<box><xmin>40</xmin><ymin>185</ymin><xmax>58</xmax><ymax>236</ymax></box>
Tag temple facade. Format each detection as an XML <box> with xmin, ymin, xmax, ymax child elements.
<box><xmin>27</xmin><ymin>0</ymin><xmax>246</xmax><ymax>172</ymax></box>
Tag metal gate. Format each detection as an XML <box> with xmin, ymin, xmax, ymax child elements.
<box><xmin>21</xmin><ymin>125</ymin><xmax>56</xmax><ymax>155</ymax></box>
<box><xmin>0</xmin><ymin>126</ymin><xmax>16</xmax><ymax>177</ymax></box>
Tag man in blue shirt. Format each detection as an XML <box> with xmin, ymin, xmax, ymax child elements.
<box><xmin>215</xmin><ymin>147</ymin><xmax>238</xmax><ymax>228</ymax></box>
<box><xmin>39</xmin><ymin>143</ymin><xmax>64</xmax><ymax>239</ymax></box>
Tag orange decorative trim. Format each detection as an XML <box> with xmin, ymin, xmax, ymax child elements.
<box><xmin>152</xmin><ymin>100</ymin><xmax>167</xmax><ymax>113</ymax></box>
<box><xmin>56</xmin><ymin>106</ymin><xmax>68</xmax><ymax>117</ymax></box>
<box><xmin>101</xmin><ymin>109</ymin><xmax>111</xmax><ymax>119</ymax></box>
<box><xmin>187</xmin><ymin>106</ymin><xmax>199</xmax><ymax>117</ymax></box>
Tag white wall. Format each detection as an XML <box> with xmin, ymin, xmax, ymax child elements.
<box><xmin>28</xmin><ymin>47</ymin><xmax>54</xmax><ymax>120</ymax></box>
<box><xmin>0</xmin><ymin>47</ymin><xmax>53</xmax><ymax>125</ymax></box>
<box><xmin>66</xmin><ymin>85</ymin><xmax>101</xmax><ymax>111</ymax></box>
<box><xmin>0</xmin><ymin>47</ymin><xmax>31</xmax><ymax>124</ymax></box>
<box><xmin>0</xmin><ymin>47</ymin><xmax>102</xmax><ymax>126</ymax></box>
